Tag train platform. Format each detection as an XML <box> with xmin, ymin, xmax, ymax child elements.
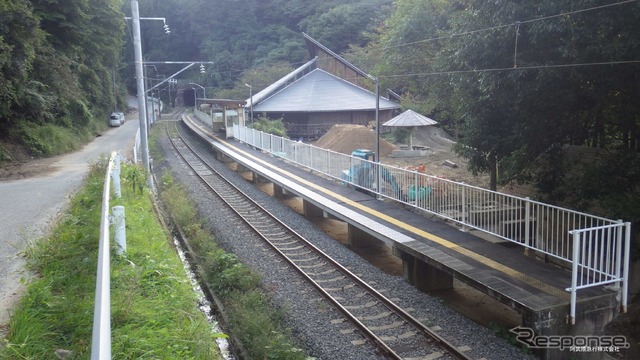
<box><xmin>181</xmin><ymin>115</ymin><xmax>619</xmax><ymax>359</ymax></box>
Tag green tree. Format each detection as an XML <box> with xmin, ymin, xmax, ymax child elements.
<box><xmin>396</xmin><ymin>0</ymin><xmax>640</xmax><ymax>193</ymax></box>
<box><xmin>0</xmin><ymin>0</ymin><xmax>43</xmax><ymax>128</ymax></box>
<box><xmin>300</xmin><ymin>0</ymin><xmax>393</xmax><ymax>53</ymax></box>
<box><xmin>130</xmin><ymin>0</ymin><xmax>393</xmax><ymax>96</ymax></box>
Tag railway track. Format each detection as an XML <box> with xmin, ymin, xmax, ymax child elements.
<box><xmin>166</xmin><ymin>121</ymin><xmax>471</xmax><ymax>360</ymax></box>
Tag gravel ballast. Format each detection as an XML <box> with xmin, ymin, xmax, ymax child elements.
<box><xmin>153</xmin><ymin>121</ymin><xmax>535</xmax><ymax>360</ymax></box>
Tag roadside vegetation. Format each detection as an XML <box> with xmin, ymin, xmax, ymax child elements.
<box><xmin>11</xmin><ymin>122</ymin><xmax>105</xmax><ymax>158</ymax></box>
<box><xmin>151</xmin><ymin>123</ymin><xmax>311</xmax><ymax>360</ymax></box>
<box><xmin>0</xmin><ymin>158</ymin><xmax>221</xmax><ymax>359</ymax></box>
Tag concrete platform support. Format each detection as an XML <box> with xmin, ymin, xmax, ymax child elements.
<box><xmin>273</xmin><ymin>183</ymin><xmax>286</xmax><ymax>199</ymax></box>
<box><xmin>347</xmin><ymin>224</ymin><xmax>385</xmax><ymax>249</ymax></box>
<box><xmin>236</xmin><ymin>163</ymin><xmax>251</xmax><ymax>173</ymax></box>
<box><xmin>215</xmin><ymin>151</ymin><xmax>233</xmax><ymax>163</ymax></box>
<box><xmin>522</xmin><ymin>292</ymin><xmax>618</xmax><ymax>360</ymax></box>
<box><xmin>235</xmin><ymin>164</ymin><xmax>256</xmax><ymax>181</ymax></box>
<box><xmin>252</xmin><ymin>172</ymin><xmax>268</xmax><ymax>185</ymax></box>
<box><xmin>303</xmin><ymin>199</ymin><xmax>324</xmax><ymax>219</ymax></box>
<box><xmin>397</xmin><ymin>250</ymin><xmax>453</xmax><ymax>292</ymax></box>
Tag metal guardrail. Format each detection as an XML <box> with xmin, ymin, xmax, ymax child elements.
<box><xmin>91</xmin><ymin>151</ymin><xmax>121</xmax><ymax>359</ymax></box>
<box><xmin>233</xmin><ymin>124</ymin><xmax>631</xmax><ymax>323</ymax></box>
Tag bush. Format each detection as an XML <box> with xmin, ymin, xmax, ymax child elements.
<box><xmin>11</xmin><ymin>122</ymin><xmax>90</xmax><ymax>157</ymax></box>
<box><xmin>250</xmin><ymin>114</ymin><xmax>288</xmax><ymax>138</ymax></box>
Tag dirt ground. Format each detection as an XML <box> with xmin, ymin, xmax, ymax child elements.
<box><xmin>314</xmin><ymin>124</ymin><xmax>490</xmax><ymax>188</ymax></box>
<box><xmin>0</xmin><ymin>143</ymin><xmax>60</xmax><ymax>181</ymax></box>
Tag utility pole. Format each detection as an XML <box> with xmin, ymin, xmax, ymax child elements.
<box><xmin>112</xmin><ymin>69</ymin><xmax>117</xmax><ymax>113</ymax></box>
<box><xmin>132</xmin><ymin>0</ymin><xmax>150</xmax><ymax>175</ymax></box>
<box><xmin>375</xmin><ymin>77</ymin><xmax>380</xmax><ymax>195</ymax></box>
<box><xmin>245</xmin><ymin>83</ymin><xmax>253</xmax><ymax>124</ymax></box>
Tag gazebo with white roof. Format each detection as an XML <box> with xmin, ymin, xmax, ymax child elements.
<box><xmin>382</xmin><ymin>109</ymin><xmax>438</xmax><ymax>150</ymax></box>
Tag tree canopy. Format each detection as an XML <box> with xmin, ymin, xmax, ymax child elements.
<box><xmin>129</xmin><ymin>0</ymin><xmax>393</xmax><ymax>92</ymax></box>
<box><xmin>0</xmin><ymin>0</ymin><xmax>125</xmax><ymax>155</ymax></box>
<box><xmin>372</xmin><ymin>1</ymin><xmax>639</xmax><ymax>216</ymax></box>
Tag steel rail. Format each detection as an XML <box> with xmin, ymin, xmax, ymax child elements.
<box><xmin>167</xmin><ymin>122</ymin><xmax>470</xmax><ymax>360</ymax></box>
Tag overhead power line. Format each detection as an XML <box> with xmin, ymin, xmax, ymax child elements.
<box><xmin>380</xmin><ymin>60</ymin><xmax>640</xmax><ymax>79</ymax></box>
<box><xmin>374</xmin><ymin>0</ymin><xmax>638</xmax><ymax>52</ymax></box>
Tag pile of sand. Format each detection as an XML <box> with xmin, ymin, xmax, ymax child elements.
<box><xmin>314</xmin><ymin>124</ymin><xmax>396</xmax><ymax>157</ymax></box>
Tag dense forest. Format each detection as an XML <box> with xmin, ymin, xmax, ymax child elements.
<box><xmin>0</xmin><ymin>0</ymin><xmax>126</xmax><ymax>156</ymax></box>
<box><xmin>1</xmin><ymin>0</ymin><xmax>639</xmax><ymax>232</ymax></box>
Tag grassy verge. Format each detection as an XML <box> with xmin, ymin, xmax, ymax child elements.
<box><xmin>8</xmin><ymin>121</ymin><xmax>104</xmax><ymax>158</ymax></box>
<box><xmin>152</xmin><ymin>123</ymin><xmax>310</xmax><ymax>360</ymax></box>
<box><xmin>0</xmin><ymin>158</ymin><xmax>222</xmax><ymax>359</ymax></box>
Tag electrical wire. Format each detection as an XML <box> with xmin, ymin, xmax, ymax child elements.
<box><xmin>373</xmin><ymin>0</ymin><xmax>637</xmax><ymax>52</ymax></box>
<box><xmin>143</xmin><ymin>0</ymin><xmax>640</xmax><ymax>90</ymax></box>
<box><xmin>380</xmin><ymin>60</ymin><xmax>640</xmax><ymax>79</ymax></box>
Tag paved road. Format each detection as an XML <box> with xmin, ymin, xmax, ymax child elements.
<box><xmin>0</xmin><ymin>114</ymin><xmax>140</xmax><ymax>326</ymax></box>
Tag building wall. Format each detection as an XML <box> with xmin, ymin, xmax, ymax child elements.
<box><xmin>279</xmin><ymin>110</ymin><xmax>394</xmax><ymax>138</ymax></box>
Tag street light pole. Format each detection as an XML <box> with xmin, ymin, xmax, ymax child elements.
<box><xmin>189</xmin><ymin>82</ymin><xmax>205</xmax><ymax>99</ymax></box>
<box><xmin>189</xmin><ymin>83</ymin><xmax>205</xmax><ymax>112</ymax></box>
<box><xmin>245</xmin><ymin>83</ymin><xmax>253</xmax><ymax>125</ymax></box>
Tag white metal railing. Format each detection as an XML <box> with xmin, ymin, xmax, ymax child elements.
<box><xmin>233</xmin><ymin>124</ymin><xmax>631</xmax><ymax>321</ymax></box>
<box><xmin>91</xmin><ymin>151</ymin><xmax>121</xmax><ymax>359</ymax></box>
<box><xmin>568</xmin><ymin>223</ymin><xmax>631</xmax><ymax>323</ymax></box>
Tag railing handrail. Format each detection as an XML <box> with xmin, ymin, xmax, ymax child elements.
<box><xmin>231</xmin><ymin>124</ymin><xmax>630</xmax><ymax>325</ymax></box>
<box><xmin>235</xmin><ymin>125</ymin><xmax>619</xmax><ymax>226</ymax></box>
<box><xmin>566</xmin><ymin>221</ymin><xmax>631</xmax><ymax>323</ymax></box>
<box><xmin>91</xmin><ymin>151</ymin><xmax>117</xmax><ymax>359</ymax></box>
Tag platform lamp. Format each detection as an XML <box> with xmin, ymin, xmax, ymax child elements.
<box><xmin>245</xmin><ymin>83</ymin><xmax>253</xmax><ymax>125</ymax></box>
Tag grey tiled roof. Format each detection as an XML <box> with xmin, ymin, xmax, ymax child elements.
<box><xmin>383</xmin><ymin>109</ymin><xmax>438</xmax><ymax>127</ymax></box>
<box><xmin>252</xmin><ymin>69</ymin><xmax>400</xmax><ymax>113</ymax></box>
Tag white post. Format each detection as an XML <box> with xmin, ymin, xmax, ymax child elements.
<box><xmin>615</xmin><ymin>220</ymin><xmax>623</xmax><ymax>291</ymax></box>
<box><xmin>111</xmin><ymin>154</ymin><xmax>121</xmax><ymax>198</ymax></box>
<box><xmin>524</xmin><ymin>197</ymin><xmax>531</xmax><ymax>247</ymax></box>
<box><xmin>569</xmin><ymin>231</ymin><xmax>581</xmax><ymax>325</ymax></box>
<box><xmin>112</xmin><ymin>206</ymin><xmax>126</xmax><ymax>256</ymax></box>
<box><xmin>461</xmin><ymin>186</ymin><xmax>468</xmax><ymax>232</ymax></box>
<box><xmin>622</xmin><ymin>222</ymin><xmax>631</xmax><ymax>313</ymax></box>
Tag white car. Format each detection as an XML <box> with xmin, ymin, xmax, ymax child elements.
<box><xmin>109</xmin><ymin>113</ymin><xmax>121</xmax><ymax>127</ymax></box>
<box><xmin>117</xmin><ymin>112</ymin><xmax>125</xmax><ymax>125</ymax></box>
<box><xmin>109</xmin><ymin>112</ymin><xmax>126</xmax><ymax>127</ymax></box>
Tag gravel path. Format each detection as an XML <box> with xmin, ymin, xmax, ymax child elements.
<box><xmin>153</xmin><ymin>121</ymin><xmax>535</xmax><ymax>360</ymax></box>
